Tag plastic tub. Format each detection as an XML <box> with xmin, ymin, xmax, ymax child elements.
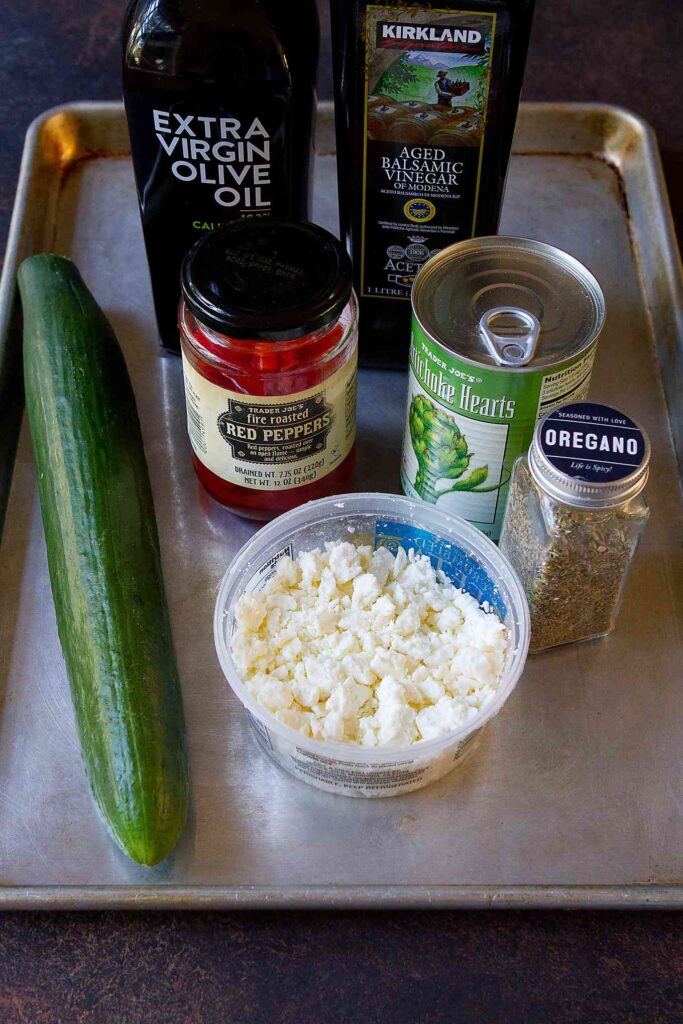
<box><xmin>214</xmin><ymin>493</ymin><xmax>530</xmax><ymax>797</ymax></box>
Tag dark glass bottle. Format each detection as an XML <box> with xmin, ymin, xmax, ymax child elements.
<box><xmin>331</xmin><ymin>0</ymin><xmax>535</xmax><ymax>368</ymax></box>
<box><xmin>122</xmin><ymin>0</ymin><xmax>319</xmax><ymax>352</ymax></box>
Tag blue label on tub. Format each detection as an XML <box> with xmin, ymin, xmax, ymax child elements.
<box><xmin>540</xmin><ymin>403</ymin><xmax>646</xmax><ymax>483</ymax></box>
<box><xmin>374</xmin><ymin>519</ymin><xmax>506</xmax><ymax>618</ymax></box>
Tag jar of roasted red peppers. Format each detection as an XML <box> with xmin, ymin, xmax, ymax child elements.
<box><xmin>179</xmin><ymin>220</ymin><xmax>358</xmax><ymax>519</ymax></box>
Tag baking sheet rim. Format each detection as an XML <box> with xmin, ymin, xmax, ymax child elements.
<box><xmin>0</xmin><ymin>100</ymin><xmax>681</xmax><ymax>910</ymax></box>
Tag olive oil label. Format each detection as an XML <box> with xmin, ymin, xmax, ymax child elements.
<box><xmin>181</xmin><ymin>353</ymin><xmax>357</xmax><ymax>491</ymax></box>
<box><xmin>361</xmin><ymin>6</ymin><xmax>496</xmax><ymax>301</ymax></box>
<box><xmin>401</xmin><ymin>323</ymin><xmax>597</xmax><ymax>540</ymax></box>
<box><xmin>147</xmin><ymin>106</ymin><xmax>277</xmax><ymax>213</ymax></box>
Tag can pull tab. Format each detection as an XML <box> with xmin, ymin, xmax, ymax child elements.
<box><xmin>479</xmin><ymin>307</ymin><xmax>541</xmax><ymax>367</ymax></box>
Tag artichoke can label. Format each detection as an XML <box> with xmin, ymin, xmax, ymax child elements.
<box><xmin>401</xmin><ymin>321</ymin><xmax>597</xmax><ymax>540</ymax></box>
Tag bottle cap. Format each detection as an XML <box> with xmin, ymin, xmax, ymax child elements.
<box><xmin>528</xmin><ymin>402</ymin><xmax>650</xmax><ymax>509</ymax></box>
<box><xmin>181</xmin><ymin>220</ymin><xmax>353</xmax><ymax>341</ymax></box>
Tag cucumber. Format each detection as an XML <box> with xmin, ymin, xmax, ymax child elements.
<box><xmin>18</xmin><ymin>254</ymin><xmax>188</xmax><ymax>867</ymax></box>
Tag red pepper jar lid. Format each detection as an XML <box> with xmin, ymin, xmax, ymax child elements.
<box><xmin>181</xmin><ymin>219</ymin><xmax>353</xmax><ymax>341</ymax></box>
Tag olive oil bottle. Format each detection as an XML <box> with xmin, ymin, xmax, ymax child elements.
<box><xmin>331</xmin><ymin>0</ymin><xmax>535</xmax><ymax>367</ymax></box>
<box><xmin>123</xmin><ymin>0</ymin><xmax>319</xmax><ymax>352</ymax></box>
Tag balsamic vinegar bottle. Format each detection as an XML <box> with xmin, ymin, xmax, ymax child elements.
<box><xmin>331</xmin><ymin>0</ymin><xmax>535</xmax><ymax>368</ymax></box>
<box><xmin>122</xmin><ymin>0</ymin><xmax>319</xmax><ymax>352</ymax></box>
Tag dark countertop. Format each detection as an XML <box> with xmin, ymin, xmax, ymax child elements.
<box><xmin>1</xmin><ymin>2</ymin><xmax>682</xmax><ymax>1022</ymax></box>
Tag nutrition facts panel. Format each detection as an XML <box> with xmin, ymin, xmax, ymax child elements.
<box><xmin>538</xmin><ymin>346</ymin><xmax>596</xmax><ymax>415</ymax></box>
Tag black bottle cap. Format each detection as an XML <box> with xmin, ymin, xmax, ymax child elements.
<box><xmin>181</xmin><ymin>220</ymin><xmax>353</xmax><ymax>341</ymax></box>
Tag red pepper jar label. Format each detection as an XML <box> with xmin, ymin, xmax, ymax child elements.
<box><xmin>181</xmin><ymin>351</ymin><xmax>358</xmax><ymax>491</ymax></box>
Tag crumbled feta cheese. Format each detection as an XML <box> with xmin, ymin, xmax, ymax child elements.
<box><xmin>352</xmin><ymin>572</ymin><xmax>382</xmax><ymax>608</ymax></box>
<box><xmin>326</xmin><ymin>679</ymin><xmax>373</xmax><ymax>719</ymax></box>
<box><xmin>275</xmin><ymin>555</ymin><xmax>301</xmax><ymax>587</ymax></box>
<box><xmin>247</xmin><ymin>677</ymin><xmax>293</xmax><ymax>713</ymax></box>
<box><xmin>328</xmin><ymin>541</ymin><xmax>363</xmax><ymax>584</ymax></box>
<box><xmin>299</xmin><ymin>549</ymin><xmax>323</xmax><ymax>585</ymax></box>
<box><xmin>392</xmin><ymin>546</ymin><xmax>409</xmax><ymax>579</ymax></box>
<box><xmin>370</xmin><ymin>593</ymin><xmax>396</xmax><ymax>629</ymax></box>
<box><xmin>370</xmin><ymin>546</ymin><xmax>395</xmax><ymax>587</ymax></box>
<box><xmin>395</xmin><ymin>605</ymin><xmax>421</xmax><ymax>636</ymax></box>
<box><xmin>274</xmin><ymin>707</ymin><xmax>311</xmax><ymax>735</ymax></box>
<box><xmin>234</xmin><ymin>594</ymin><xmax>266</xmax><ymax>633</ymax></box>
<box><xmin>322</xmin><ymin>711</ymin><xmax>346</xmax><ymax>742</ymax></box>
<box><xmin>415</xmin><ymin>675</ymin><xmax>445</xmax><ymax>705</ymax></box>
<box><xmin>231</xmin><ymin>542</ymin><xmax>508</xmax><ymax>747</ymax></box>
<box><xmin>341</xmin><ymin>654</ymin><xmax>374</xmax><ymax>686</ymax></box>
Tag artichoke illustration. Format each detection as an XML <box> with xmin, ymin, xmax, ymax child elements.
<box><xmin>409</xmin><ymin>395</ymin><xmax>503</xmax><ymax>503</ymax></box>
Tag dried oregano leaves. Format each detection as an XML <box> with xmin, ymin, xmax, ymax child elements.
<box><xmin>500</xmin><ymin>465</ymin><xmax>638</xmax><ymax>651</ymax></box>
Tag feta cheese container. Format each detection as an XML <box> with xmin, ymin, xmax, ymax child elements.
<box><xmin>214</xmin><ymin>493</ymin><xmax>530</xmax><ymax>797</ymax></box>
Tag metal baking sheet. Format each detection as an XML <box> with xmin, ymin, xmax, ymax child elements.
<box><xmin>0</xmin><ymin>102</ymin><xmax>681</xmax><ymax>910</ymax></box>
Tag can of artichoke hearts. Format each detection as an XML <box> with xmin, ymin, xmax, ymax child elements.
<box><xmin>401</xmin><ymin>236</ymin><xmax>605</xmax><ymax>541</ymax></box>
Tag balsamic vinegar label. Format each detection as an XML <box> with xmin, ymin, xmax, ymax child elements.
<box><xmin>361</xmin><ymin>6</ymin><xmax>496</xmax><ymax>301</ymax></box>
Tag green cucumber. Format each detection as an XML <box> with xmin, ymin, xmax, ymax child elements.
<box><xmin>18</xmin><ymin>254</ymin><xmax>188</xmax><ymax>867</ymax></box>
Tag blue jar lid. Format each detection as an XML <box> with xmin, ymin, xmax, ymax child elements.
<box><xmin>529</xmin><ymin>402</ymin><xmax>650</xmax><ymax>508</ymax></box>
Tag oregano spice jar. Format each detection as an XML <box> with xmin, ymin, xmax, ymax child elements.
<box><xmin>499</xmin><ymin>402</ymin><xmax>650</xmax><ymax>651</ymax></box>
